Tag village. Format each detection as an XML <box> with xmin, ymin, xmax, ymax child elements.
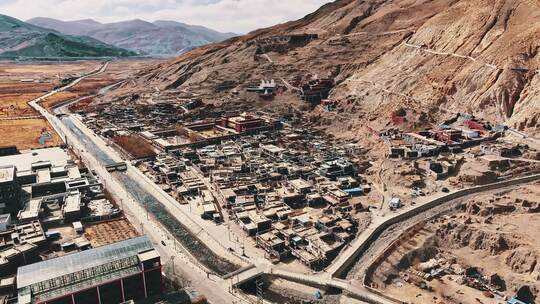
<box><xmin>0</xmin><ymin>58</ymin><xmax>537</xmax><ymax>304</ymax></box>
<box><xmin>81</xmin><ymin>106</ymin><xmax>372</xmax><ymax>269</ymax></box>
<box><xmin>2</xmin><ymin>1</ymin><xmax>540</xmax><ymax>303</ymax></box>
<box><xmin>74</xmin><ymin>86</ymin><xmax>540</xmax><ymax>280</ymax></box>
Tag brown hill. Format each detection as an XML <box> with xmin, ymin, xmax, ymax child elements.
<box><xmin>105</xmin><ymin>0</ymin><xmax>540</xmax><ymax>138</ymax></box>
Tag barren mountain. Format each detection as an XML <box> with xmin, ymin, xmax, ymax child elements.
<box><xmin>103</xmin><ymin>0</ymin><xmax>540</xmax><ymax>138</ymax></box>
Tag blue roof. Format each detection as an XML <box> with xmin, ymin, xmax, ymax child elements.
<box><xmin>508</xmin><ymin>297</ymin><xmax>528</xmax><ymax>304</ymax></box>
<box><xmin>343</xmin><ymin>187</ymin><xmax>363</xmax><ymax>193</ymax></box>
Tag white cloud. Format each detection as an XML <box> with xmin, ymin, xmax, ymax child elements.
<box><xmin>0</xmin><ymin>0</ymin><xmax>332</xmax><ymax>33</ymax></box>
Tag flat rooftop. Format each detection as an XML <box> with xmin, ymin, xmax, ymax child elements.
<box><xmin>18</xmin><ymin>198</ymin><xmax>42</xmax><ymax>221</ymax></box>
<box><xmin>262</xmin><ymin>144</ymin><xmax>285</xmax><ymax>154</ymax></box>
<box><xmin>0</xmin><ymin>148</ymin><xmax>69</xmax><ymax>172</ymax></box>
<box><xmin>64</xmin><ymin>192</ymin><xmax>81</xmax><ymax>214</ymax></box>
<box><xmin>0</xmin><ymin>166</ymin><xmax>15</xmax><ymax>183</ymax></box>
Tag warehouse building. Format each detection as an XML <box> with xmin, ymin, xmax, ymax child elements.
<box><xmin>16</xmin><ymin>236</ymin><xmax>162</xmax><ymax>304</ymax></box>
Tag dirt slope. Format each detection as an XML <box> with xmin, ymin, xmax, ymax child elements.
<box><xmin>104</xmin><ymin>0</ymin><xmax>540</xmax><ymax>137</ymax></box>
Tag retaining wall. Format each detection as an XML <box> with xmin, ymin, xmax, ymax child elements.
<box><xmin>332</xmin><ymin>174</ymin><xmax>540</xmax><ymax>279</ymax></box>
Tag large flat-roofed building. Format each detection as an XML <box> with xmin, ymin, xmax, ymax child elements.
<box><xmin>0</xmin><ymin>148</ymin><xmax>69</xmax><ymax>172</ymax></box>
<box><xmin>0</xmin><ymin>148</ymin><xmax>99</xmax><ymax>222</ymax></box>
<box><xmin>220</xmin><ymin>114</ymin><xmax>266</xmax><ymax>133</ymax></box>
<box><xmin>16</xmin><ymin>236</ymin><xmax>162</xmax><ymax>304</ymax></box>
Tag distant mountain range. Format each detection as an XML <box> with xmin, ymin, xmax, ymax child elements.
<box><xmin>27</xmin><ymin>17</ymin><xmax>237</xmax><ymax>56</ymax></box>
<box><xmin>0</xmin><ymin>14</ymin><xmax>135</xmax><ymax>58</ymax></box>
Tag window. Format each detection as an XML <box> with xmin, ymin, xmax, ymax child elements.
<box><xmin>38</xmin><ymin>281</ymin><xmax>46</xmax><ymax>292</ymax></box>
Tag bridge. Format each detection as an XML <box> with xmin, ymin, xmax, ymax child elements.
<box><xmin>105</xmin><ymin>162</ymin><xmax>128</xmax><ymax>172</ymax></box>
<box><xmin>229</xmin><ymin>266</ymin><xmax>265</xmax><ymax>287</ymax></box>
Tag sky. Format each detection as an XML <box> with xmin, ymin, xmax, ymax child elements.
<box><xmin>0</xmin><ymin>0</ymin><xmax>333</xmax><ymax>34</ymax></box>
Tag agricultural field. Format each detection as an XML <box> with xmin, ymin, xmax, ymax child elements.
<box><xmin>0</xmin><ymin>59</ymin><xmax>155</xmax><ymax>150</ymax></box>
<box><xmin>0</xmin><ymin>82</ymin><xmax>54</xmax><ymax>118</ymax></box>
<box><xmin>0</xmin><ymin>118</ymin><xmax>62</xmax><ymax>149</ymax></box>
<box><xmin>0</xmin><ymin>61</ymin><xmax>98</xmax><ymax>82</ymax></box>
<box><xmin>39</xmin><ymin>91</ymin><xmax>80</xmax><ymax>111</ymax></box>
<box><xmin>0</xmin><ymin>61</ymin><xmax>101</xmax><ymax>150</ymax></box>
<box><xmin>84</xmin><ymin>218</ymin><xmax>140</xmax><ymax>247</ymax></box>
<box><xmin>113</xmin><ymin>135</ymin><xmax>158</xmax><ymax>159</ymax></box>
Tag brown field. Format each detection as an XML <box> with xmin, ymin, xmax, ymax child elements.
<box><xmin>113</xmin><ymin>135</ymin><xmax>157</xmax><ymax>159</ymax></box>
<box><xmin>68</xmin><ymin>78</ymin><xmax>118</xmax><ymax>94</ymax></box>
<box><xmin>0</xmin><ymin>61</ymin><xmax>100</xmax><ymax>150</ymax></box>
<box><xmin>84</xmin><ymin>218</ymin><xmax>140</xmax><ymax>247</ymax></box>
<box><xmin>0</xmin><ymin>82</ymin><xmax>56</xmax><ymax>117</ymax></box>
<box><xmin>0</xmin><ymin>93</ymin><xmax>42</xmax><ymax>117</ymax></box>
<box><xmin>0</xmin><ymin>118</ymin><xmax>62</xmax><ymax>150</ymax></box>
<box><xmin>0</xmin><ymin>61</ymin><xmax>99</xmax><ymax>82</ymax></box>
<box><xmin>40</xmin><ymin>91</ymin><xmax>80</xmax><ymax>111</ymax></box>
<box><xmin>0</xmin><ymin>59</ymin><xmax>158</xmax><ymax>149</ymax></box>
<box><xmin>68</xmin><ymin>96</ymin><xmax>97</xmax><ymax>113</ymax></box>
<box><xmin>0</xmin><ymin>82</ymin><xmax>54</xmax><ymax>94</ymax></box>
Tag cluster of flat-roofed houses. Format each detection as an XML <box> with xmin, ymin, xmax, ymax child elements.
<box><xmin>137</xmin><ymin>122</ymin><xmax>371</xmax><ymax>268</ymax></box>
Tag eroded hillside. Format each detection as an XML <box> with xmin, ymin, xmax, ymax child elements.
<box><xmin>103</xmin><ymin>0</ymin><xmax>540</xmax><ymax>139</ymax></box>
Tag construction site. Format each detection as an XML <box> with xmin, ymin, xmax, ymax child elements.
<box><xmin>358</xmin><ymin>183</ymin><xmax>540</xmax><ymax>304</ymax></box>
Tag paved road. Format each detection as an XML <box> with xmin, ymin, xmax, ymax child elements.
<box><xmin>27</xmin><ymin>63</ymin><xmax>251</xmax><ymax>304</ymax></box>
<box><xmin>270</xmin><ymin>269</ymin><xmax>394</xmax><ymax>304</ymax></box>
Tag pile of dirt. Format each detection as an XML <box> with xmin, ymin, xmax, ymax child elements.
<box><xmin>436</xmin><ymin>220</ymin><xmax>515</xmax><ymax>255</ymax></box>
<box><xmin>505</xmin><ymin>249</ymin><xmax>540</xmax><ymax>276</ymax></box>
<box><xmin>383</xmin><ymin>161</ymin><xmax>425</xmax><ymax>188</ymax></box>
<box><xmin>453</xmin><ymin>169</ymin><xmax>499</xmax><ymax>185</ymax></box>
<box><xmin>397</xmin><ymin>237</ymin><xmax>439</xmax><ymax>270</ymax></box>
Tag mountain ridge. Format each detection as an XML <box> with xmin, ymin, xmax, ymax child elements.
<box><xmin>27</xmin><ymin>17</ymin><xmax>237</xmax><ymax>56</ymax></box>
<box><xmin>0</xmin><ymin>14</ymin><xmax>135</xmax><ymax>58</ymax></box>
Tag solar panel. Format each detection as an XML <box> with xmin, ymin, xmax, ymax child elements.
<box><xmin>17</xmin><ymin>235</ymin><xmax>152</xmax><ymax>289</ymax></box>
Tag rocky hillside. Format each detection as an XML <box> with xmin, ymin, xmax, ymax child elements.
<box><xmin>104</xmin><ymin>0</ymin><xmax>540</xmax><ymax>137</ymax></box>
<box><xmin>27</xmin><ymin>18</ymin><xmax>237</xmax><ymax>56</ymax></box>
<box><xmin>0</xmin><ymin>15</ymin><xmax>135</xmax><ymax>58</ymax></box>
